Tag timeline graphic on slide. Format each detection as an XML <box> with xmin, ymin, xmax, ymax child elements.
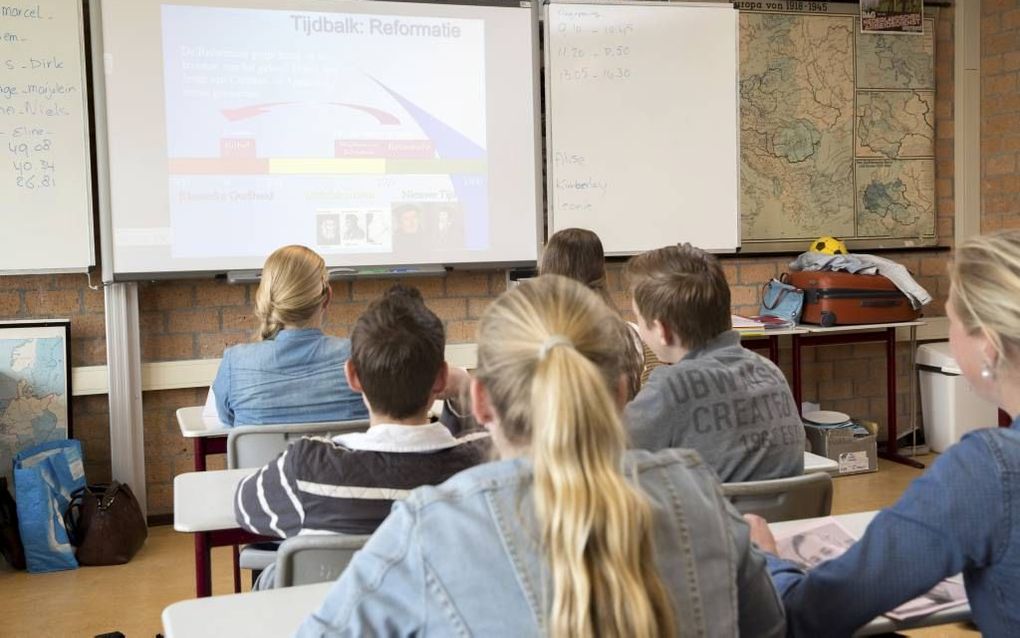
<box><xmin>160</xmin><ymin>4</ymin><xmax>488</xmax><ymax>261</ymax></box>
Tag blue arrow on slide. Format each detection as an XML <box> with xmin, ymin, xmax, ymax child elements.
<box><xmin>372</xmin><ymin>78</ymin><xmax>488</xmax><ymax>249</ymax></box>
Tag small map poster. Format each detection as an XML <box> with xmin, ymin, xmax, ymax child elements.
<box><xmin>0</xmin><ymin>321</ymin><xmax>71</xmax><ymax>486</ymax></box>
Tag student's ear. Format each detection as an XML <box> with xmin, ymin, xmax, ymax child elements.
<box><xmin>322</xmin><ymin>284</ymin><xmax>334</xmax><ymax>310</ymax></box>
<box><xmin>469</xmin><ymin>377</ymin><xmax>497</xmax><ymax>427</ymax></box>
<box><xmin>653</xmin><ymin>319</ymin><xmax>675</xmax><ymax>347</ymax></box>
<box><xmin>430</xmin><ymin>361</ymin><xmax>449</xmax><ymax>399</ymax></box>
<box><xmin>344</xmin><ymin>359</ymin><xmax>364</xmax><ymax>395</ymax></box>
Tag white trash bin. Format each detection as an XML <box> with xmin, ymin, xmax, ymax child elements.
<box><xmin>917</xmin><ymin>342</ymin><xmax>1000</xmax><ymax>453</ymax></box>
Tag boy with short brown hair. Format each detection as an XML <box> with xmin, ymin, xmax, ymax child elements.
<box><xmin>625</xmin><ymin>244</ymin><xmax>804</xmax><ymax>482</ymax></box>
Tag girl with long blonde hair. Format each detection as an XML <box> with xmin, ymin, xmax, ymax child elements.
<box><xmin>749</xmin><ymin>230</ymin><xmax>1020</xmax><ymax>636</ymax></box>
<box><xmin>210</xmin><ymin>245</ymin><xmax>367</xmax><ymax>425</ymax></box>
<box><xmin>300</xmin><ymin>275</ymin><xmax>785</xmax><ymax>637</ymax></box>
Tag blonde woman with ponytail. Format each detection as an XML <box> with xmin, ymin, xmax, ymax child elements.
<box><xmin>210</xmin><ymin>245</ymin><xmax>367</xmax><ymax>425</ymax></box>
<box><xmin>749</xmin><ymin>230</ymin><xmax>1020</xmax><ymax>637</ymax></box>
<box><xmin>300</xmin><ymin>275</ymin><xmax>785</xmax><ymax>637</ymax></box>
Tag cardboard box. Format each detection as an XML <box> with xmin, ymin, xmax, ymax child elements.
<box><xmin>804</xmin><ymin>420</ymin><xmax>878</xmax><ymax>475</ymax></box>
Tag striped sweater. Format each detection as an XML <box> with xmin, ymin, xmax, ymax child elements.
<box><xmin>234</xmin><ymin>423</ymin><xmax>490</xmax><ymax>537</ymax></box>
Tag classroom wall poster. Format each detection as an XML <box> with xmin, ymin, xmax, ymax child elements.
<box><xmin>860</xmin><ymin>0</ymin><xmax>924</xmax><ymax>34</ymax></box>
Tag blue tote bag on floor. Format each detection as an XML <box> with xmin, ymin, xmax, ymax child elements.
<box><xmin>12</xmin><ymin>439</ymin><xmax>86</xmax><ymax>573</ymax></box>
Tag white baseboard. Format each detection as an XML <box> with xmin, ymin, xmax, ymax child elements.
<box><xmin>71</xmin><ymin>343</ymin><xmax>480</xmax><ymax>396</ymax></box>
<box><xmin>70</xmin><ymin>321</ymin><xmax>947</xmax><ymax>397</ymax></box>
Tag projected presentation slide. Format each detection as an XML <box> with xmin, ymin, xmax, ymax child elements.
<box><xmin>100</xmin><ymin>0</ymin><xmax>539</xmax><ymax>275</ymax></box>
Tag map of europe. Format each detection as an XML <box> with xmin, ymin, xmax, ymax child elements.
<box><xmin>0</xmin><ymin>336</ymin><xmax>68</xmax><ymax>484</ymax></box>
<box><xmin>740</xmin><ymin>12</ymin><xmax>937</xmax><ymax>248</ymax></box>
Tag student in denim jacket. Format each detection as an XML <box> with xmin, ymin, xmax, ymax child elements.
<box><xmin>748</xmin><ymin>230</ymin><xmax>1020</xmax><ymax>637</ymax></box>
<box><xmin>211</xmin><ymin>245</ymin><xmax>367</xmax><ymax>425</ymax></box>
<box><xmin>299</xmin><ymin>275</ymin><xmax>786</xmax><ymax>637</ymax></box>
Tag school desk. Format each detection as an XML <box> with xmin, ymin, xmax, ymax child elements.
<box><xmin>791</xmin><ymin>321</ymin><xmax>926</xmax><ymax>469</ymax></box>
<box><xmin>174</xmin><ymin>451</ymin><xmax>831</xmax><ymax>598</ymax></box>
<box><xmin>770</xmin><ymin>510</ymin><xmax>972</xmax><ymax>635</ymax></box>
<box><xmin>803</xmin><ymin>450</ymin><xmax>839</xmax><ymax>475</ymax></box>
<box><xmin>177</xmin><ymin>400</ymin><xmax>447</xmax><ymax>472</ymax></box>
<box><xmin>174</xmin><ymin>468</ymin><xmax>272</xmax><ymax>598</ymax></box>
<box><xmin>162</xmin><ymin>510</ymin><xmax>970</xmax><ymax>637</ymax></box>
<box><xmin>741</xmin><ymin>326</ymin><xmax>810</xmax><ymax>364</ymax></box>
<box><xmin>177</xmin><ymin>406</ymin><xmax>229</xmax><ymax>472</ymax></box>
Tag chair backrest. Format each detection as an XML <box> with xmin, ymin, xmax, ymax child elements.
<box><xmin>227</xmin><ymin>420</ymin><xmax>370</xmax><ymax>469</ymax></box>
<box><xmin>721</xmin><ymin>472</ymin><xmax>832</xmax><ymax>523</ymax></box>
<box><xmin>274</xmin><ymin>534</ymin><xmax>371</xmax><ymax>588</ymax></box>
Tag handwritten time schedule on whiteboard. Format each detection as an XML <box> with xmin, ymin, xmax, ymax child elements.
<box><xmin>545</xmin><ymin>1</ymin><xmax>740</xmax><ymax>255</ymax></box>
<box><xmin>0</xmin><ymin>0</ymin><xmax>94</xmax><ymax>272</ymax></box>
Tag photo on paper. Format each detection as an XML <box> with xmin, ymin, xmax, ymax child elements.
<box><xmin>861</xmin><ymin>0</ymin><xmax>924</xmax><ymax>34</ymax></box>
<box><xmin>774</xmin><ymin>519</ymin><xmax>857</xmax><ymax>570</ymax></box>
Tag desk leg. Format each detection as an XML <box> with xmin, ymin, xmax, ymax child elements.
<box><xmin>193</xmin><ymin>438</ymin><xmax>206</xmax><ymax>472</ymax></box>
<box><xmin>195</xmin><ymin>532</ymin><xmax>212</xmax><ymax>598</ymax></box>
<box><xmin>879</xmin><ymin>327</ymin><xmax>924</xmax><ymax>469</ymax></box>
<box><xmin>769</xmin><ymin>335</ymin><xmax>779</xmax><ymax>365</ymax></box>
<box><xmin>791</xmin><ymin>334</ymin><xmax>803</xmax><ymax>416</ymax></box>
<box><xmin>232</xmin><ymin>544</ymin><xmax>241</xmax><ymax>593</ymax></box>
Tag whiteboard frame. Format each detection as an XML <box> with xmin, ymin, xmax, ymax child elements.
<box><xmin>0</xmin><ymin>0</ymin><xmax>96</xmax><ymax>275</ymax></box>
<box><xmin>91</xmin><ymin>0</ymin><xmax>544</xmax><ymax>281</ymax></box>
<box><xmin>543</xmin><ymin>0</ymin><xmax>741</xmax><ymax>256</ymax></box>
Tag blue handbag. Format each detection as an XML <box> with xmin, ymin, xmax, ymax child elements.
<box><xmin>12</xmin><ymin>439</ymin><xmax>85</xmax><ymax>573</ymax></box>
<box><xmin>759</xmin><ymin>276</ymin><xmax>804</xmax><ymax>324</ymax></box>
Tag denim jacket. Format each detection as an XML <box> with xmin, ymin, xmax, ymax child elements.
<box><xmin>767</xmin><ymin>418</ymin><xmax>1020</xmax><ymax>637</ymax></box>
<box><xmin>211</xmin><ymin>328</ymin><xmax>367</xmax><ymax>426</ymax></box>
<box><xmin>298</xmin><ymin>448</ymin><xmax>786</xmax><ymax>637</ymax></box>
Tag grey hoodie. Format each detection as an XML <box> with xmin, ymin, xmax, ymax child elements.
<box><xmin>625</xmin><ymin>330</ymin><xmax>805</xmax><ymax>482</ymax></box>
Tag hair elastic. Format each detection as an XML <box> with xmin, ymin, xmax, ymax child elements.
<box><xmin>538</xmin><ymin>335</ymin><xmax>574</xmax><ymax>360</ymax></box>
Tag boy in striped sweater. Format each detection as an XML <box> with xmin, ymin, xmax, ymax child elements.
<box><xmin>234</xmin><ymin>286</ymin><xmax>488</xmax><ymax>552</ymax></box>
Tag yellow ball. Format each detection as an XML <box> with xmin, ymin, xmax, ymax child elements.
<box><xmin>809</xmin><ymin>236</ymin><xmax>848</xmax><ymax>255</ymax></box>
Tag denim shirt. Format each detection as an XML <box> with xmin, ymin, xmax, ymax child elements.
<box><xmin>211</xmin><ymin>328</ymin><xmax>367</xmax><ymax>426</ymax></box>
<box><xmin>298</xmin><ymin>448</ymin><xmax>786</xmax><ymax>637</ymax></box>
<box><xmin>767</xmin><ymin>418</ymin><xmax>1020</xmax><ymax>637</ymax></box>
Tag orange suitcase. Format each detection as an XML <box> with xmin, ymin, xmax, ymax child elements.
<box><xmin>787</xmin><ymin>271</ymin><xmax>920</xmax><ymax>327</ymax></box>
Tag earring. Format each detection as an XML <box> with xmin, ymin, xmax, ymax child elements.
<box><xmin>981</xmin><ymin>361</ymin><xmax>996</xmax><ymax>381</ymax></box>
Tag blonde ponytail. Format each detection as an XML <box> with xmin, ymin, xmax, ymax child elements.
<box><xmin>476</xmin><ymin>275</ymin><xmax>675</xmax><ymax>638</ymax></box>
<box><xmin>254</xmin><ymin>245</ymin><xmax>329</xmax><ymax>341</ymax></box>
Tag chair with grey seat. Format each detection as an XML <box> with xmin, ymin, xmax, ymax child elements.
<box><xmin>721</xmin><ymin>471</ymin><xmax>832</xmax><ymax>523</ymax></box>
<box><xmin>227</xmin><ymin>419</ymin><xmax>371</xmax><ymax>585</ymax></box>
<box><xmin>273</xmin><ymin>533</ymin><xmax>372</xmax><ymax>588</ymax></box>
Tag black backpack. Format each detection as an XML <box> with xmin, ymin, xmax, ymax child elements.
<box><xmin>0</xmin><ymin>476</ymin><xmax>26</xmax><ymax>570</ymax></box>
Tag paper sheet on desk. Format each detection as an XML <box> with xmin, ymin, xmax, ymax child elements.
<box><xmin>202</xmin><ymin>388</ymin><xmax>230</xmax><ymax>429</ymax></box>
<box><xmin>773</xmin><ymin>518</ymin><xmax>968</xmax><ymax>621</ymax></box>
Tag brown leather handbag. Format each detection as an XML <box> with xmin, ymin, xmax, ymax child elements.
<box><xmin>65</xmin><ymin>482</ymin><xmax>148</xmax><ymax>565</ymax></box>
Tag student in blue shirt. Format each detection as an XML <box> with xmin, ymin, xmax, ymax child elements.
<box><xmin>211</xmin><ymin>245</ymin><xmax>367</xmax><ymax>425</ymax></box>
<box><xmin>747</xmin><ymin>230</ymin><xmax>1020</xmax><ymax>637</ymax></box>
<box><xmin>299</xmin><ymin>275</ymin><xmax>785</xmax><ymax>637</ymax></box>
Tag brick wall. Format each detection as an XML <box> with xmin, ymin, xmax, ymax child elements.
<box><xmin>983</xmin><ymin>0</ymin><xmax>1020</xmax><ymax>231</ymax></box>
<box><xmin>0</xmin><ymin>274</ymin><xmax>110</xmax><ymax>482</ymax></box>
<box><xmin>0</xmin><ymin>5</ymin><xmax>957</xmax><ymax>517</ymax></box>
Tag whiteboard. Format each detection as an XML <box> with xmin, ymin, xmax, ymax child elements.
<box><xmin>0</xmin><ymin>0</ymin><xmax>94</xmax><ymax>272</ymax></box>
<box><xmin>545</xmin><ymin>1</ymin><xmax>739</xmax><ymax>255</ymax></box>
